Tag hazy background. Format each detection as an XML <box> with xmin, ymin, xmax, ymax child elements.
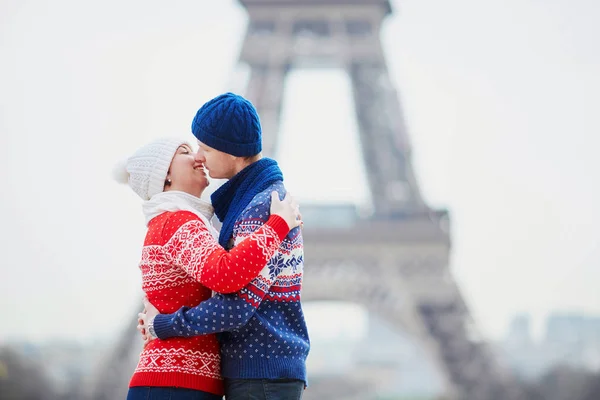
<box><xmin>1</xmin><ymin>0</ymin><xmax>599</xmax><ymax>365</ymax></box>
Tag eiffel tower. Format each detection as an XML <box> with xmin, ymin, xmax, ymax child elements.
<box><xmin>88</xmin><ymin>1</ymin><xmax>526</xmax><ymax>399</ymax></box>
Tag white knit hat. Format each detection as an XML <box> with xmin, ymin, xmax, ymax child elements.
<box><xmin>113</xmin><ymin>138</ymin><xmax>191</xmax><ymax>200</ymax></box>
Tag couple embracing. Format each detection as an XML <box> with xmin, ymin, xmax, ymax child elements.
<box><xmin>114</xmin><ymin>93</ymin><xmax>310</xmax><ymax>400</ymax></box>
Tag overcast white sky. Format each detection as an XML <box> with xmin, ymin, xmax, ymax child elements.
<box><xmin>1</xmin><ymin>0</ymin><xmax>599</xmax><ymax>347</ymax></box>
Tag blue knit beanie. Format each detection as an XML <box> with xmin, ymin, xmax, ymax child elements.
<box><xmin>191</xmin><ymin>92</ymin><xmax>262</xmax><ymax>157</ymax></box>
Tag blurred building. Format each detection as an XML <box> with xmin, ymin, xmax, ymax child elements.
<box><xmin>544</xmin><ymin>313</ymin><xmax>600</xmax><ymax>370</ymax></box>
<box><xmin>501</xmin><ymin>312</ymin><xmax>600</xmax><ymax>380</ymax></box>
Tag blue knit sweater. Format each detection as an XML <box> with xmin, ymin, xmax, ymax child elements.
<box><xmin>153</xmin><ymin>182</ymin><xmax>310</xmax><ymax>383</ymax></box>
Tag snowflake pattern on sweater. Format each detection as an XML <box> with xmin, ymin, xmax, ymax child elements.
<box><xmin>154</xmin><ymin>182</ymin><xmax>310</xmax><ymax>383</ymax></box>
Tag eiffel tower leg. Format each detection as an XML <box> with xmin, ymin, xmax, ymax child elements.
<box><xmin>243</xmin><ymin>62</ymin><xmax>288</xmax><ymax>158</ymax></box>
<box><xmin>348</xmin><ymin>61</ymin><xmax>426</xmax><ymax>218</ymax></box>
<box><xmin>409</xmin><ymin>278</ymin><xmax>524</xmax><ymax>400</ymax></box>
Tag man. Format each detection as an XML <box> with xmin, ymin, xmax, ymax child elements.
<box><xmin>138</xmin><ymin>92</ymin><xmax>310</xmax><ymax>400</ymax></box>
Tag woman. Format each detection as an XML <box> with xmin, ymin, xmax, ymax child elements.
<box><xmin>113</xmin><ymin>138</ymin><xmax>301</xmax><ymax>400</ymax></box>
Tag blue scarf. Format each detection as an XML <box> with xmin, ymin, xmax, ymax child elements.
<box><xmin>211</xmin><ymin>158</ymin><xmax>284</xmax><ymax>248</ymax></box>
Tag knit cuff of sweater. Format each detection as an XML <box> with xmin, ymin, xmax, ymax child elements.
<box><xmin>266</xmin><ymin>214</ymin><xmax>292</xmax><ymax>241</ymax></box>
<box><xmin>153</xmin><ymin>313</ymin><xmax>178</xmax><ymax>340</ymax></box>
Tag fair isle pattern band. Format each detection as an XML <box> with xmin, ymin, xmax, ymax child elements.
<box><xmin>134</xmin><ymin>347</ymin><xmax>221</xmax><ymax>380</ymax></box>
<box><xmin>163</xmin><ymin>220</ymin><xmax>221</xmax><ymax>284</ymax></box>
<box><xmin>140</xmin><ymin>245</ymin><xmax>191</xmax><ymax>291</ymax></box>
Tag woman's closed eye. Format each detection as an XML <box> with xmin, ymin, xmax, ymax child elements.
<box><xmin>178</xmin><ymin>145</ymin><xmax>192</xmax><ymax>154</ymax></box>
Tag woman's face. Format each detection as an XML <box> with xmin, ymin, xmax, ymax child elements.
<box><xmin>166</xmin><ymin>144</ymin><xmax>209</xmax><ymax>197</ymax></box>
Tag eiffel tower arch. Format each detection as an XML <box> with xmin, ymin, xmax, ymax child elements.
<box><xmin>88</xmin><ymin>1</ymin><xmax>526</xmax><ymax>399</ymax></box>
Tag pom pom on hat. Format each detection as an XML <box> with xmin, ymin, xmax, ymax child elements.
<box><xmin>112</xmin><ymin>158</ymin><xmax>130</xmax><ymax>185</ymax></box>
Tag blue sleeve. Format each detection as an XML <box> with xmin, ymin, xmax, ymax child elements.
<box><xmin>153</xmin><ymin>289</ymin><xmax>263</xmax><ymax>339</ymax></box>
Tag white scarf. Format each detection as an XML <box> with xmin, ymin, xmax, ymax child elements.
<box><xmin>142</xmin><ymin>191</ymin><xmax>218</xmax><ymax>239</ymax></box>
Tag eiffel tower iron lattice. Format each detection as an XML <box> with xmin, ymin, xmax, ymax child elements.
<box><xmin>89</xmin><ymin>1</ymin><xmax>526</xmax><ymax>399</ymax></box>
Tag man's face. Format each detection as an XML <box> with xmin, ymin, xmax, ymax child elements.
<box><xmin>195</xmin><ymin>141</ymin><xmax>237</xmax><ymax>179</ymax></box>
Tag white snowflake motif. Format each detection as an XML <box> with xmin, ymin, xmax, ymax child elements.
<box><xmin>146</xmin><ymin>246</ymin><xmax>163</xmax><ymax>263</ymax></box>
<box><xmin>268</xmin><ymin>253</ymin><xmax>286</xmax><ymax>280</ymax></box>
<box><xmin>166</xmin><ymin>238</ymin><xmax>184</xmax><ymax>257</ymax></box>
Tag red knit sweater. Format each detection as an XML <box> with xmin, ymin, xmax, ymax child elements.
<box><xmin>129</xmin><ymin>210</ymin><xmax>290</xmax><ymax>395</ymax></box>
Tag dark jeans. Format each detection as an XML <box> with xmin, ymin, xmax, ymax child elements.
<box><xmin>224</xmin><ymin>379</ymin><xmax>304</xmax><ymax>400</ymax></box>
<box><xmin>127</xmin><ymin>386</ymin><xmax>223</xmax><ymax>400</ymax></box>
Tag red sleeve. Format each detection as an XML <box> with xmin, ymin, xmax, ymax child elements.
<box><xmin>161</xmin><ymin>211</ymin><xmax>290</xmax><ymax>293</ymax></box>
